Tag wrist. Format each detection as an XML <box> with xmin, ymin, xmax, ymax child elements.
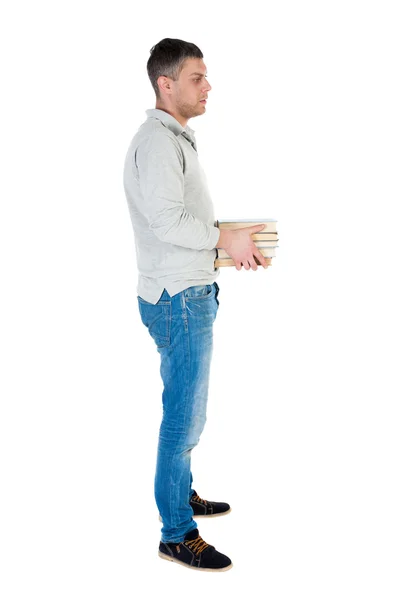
<box><xmin>215</xmin><ymin>228</ymin><xmax>232</xmax><ymax>249</ymax></box>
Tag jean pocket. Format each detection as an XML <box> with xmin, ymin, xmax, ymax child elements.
<box><xmin>184</xmin><ymin>284</ymin><xmax>213</xmax><ymax>300</ymax></box>
<box><xmin>137</xmin><ymin>297</ymin><xmax>171</xmax><ymax>348</ymax></box>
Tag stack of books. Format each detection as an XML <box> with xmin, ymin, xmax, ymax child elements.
<box><xmin>214</xmin><ymin>218</ymin><xmax>278</xmax><ymax>268</ymax></box>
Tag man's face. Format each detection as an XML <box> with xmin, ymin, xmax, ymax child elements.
<box><xmin>161</xmin><ymin>57</ymin><xmax>212</xmax><ymax>120</ymax></box>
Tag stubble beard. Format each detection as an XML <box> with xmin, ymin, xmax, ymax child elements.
<box><xmin>176</xmin><ymin>97</ymin><xmax>202</xmax><ymax>120</ymax></box>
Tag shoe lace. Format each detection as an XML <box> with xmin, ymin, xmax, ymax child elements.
<box><xmin>183</xmin><ymin>534</ymin><xmax>209</xmax><ymax>555</ymax></box>
<box><xmin>192</xmin><ymin>493</ymin><xmax>208</xmax><ymax>506</ymax></box>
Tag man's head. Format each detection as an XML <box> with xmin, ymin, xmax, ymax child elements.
<box><xmin>147</xmin><ymin>38</ymin><xmax>212</xmax><ymax>125</ymax></box>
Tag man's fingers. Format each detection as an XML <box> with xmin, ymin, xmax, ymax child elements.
<box><xmin>234</xmin><ymin>250</ymin><xmax>270</xmax><ymax>270</ymax></box>
<box><xmin>241</xmin><ymin>257</ymin><xmax>258</xmax><ymax>270</ymax></box>
<box><xmin>254</xmin><ymin>249</ymin><xmax>268</xmax><ymax>268</ymax></box>
<box><xmin>248</xmin><ymin>256</ymin><xmax>258</xmax><ymax>270</ymax></box>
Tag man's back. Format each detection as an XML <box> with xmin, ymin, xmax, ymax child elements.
<box><xmin>123</xmin><ymin>108</ymin><xmax>220</xmax><ymax>305</ymax></box>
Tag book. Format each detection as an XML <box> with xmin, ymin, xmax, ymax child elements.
<box><xmin>250</xmin><ymin>233</ymin><xmax>278</xmax><ymax>241</ymax></box>
<box><xmin>215</xmin><ymin>257</ymin><xmax>272</xmax><ymax>267</ymax></box>
<box><xmin>217</xmin><ymin>247</ymin><xmax>277</xmax><ymax>259</ymax></box>
<box><xmin>216</xmin><ymin>218</ymin><xmax>278</xmax><ymax>233</ymax></box>
<box><xmin>214</xmin><ymin>218</ymin><xmax>278</xmax><ymax>268</ymax></box>
<box><xmin>245</xmin><ymin>240</ymin><xmax>278</xmax><ymax>247</ymax></box>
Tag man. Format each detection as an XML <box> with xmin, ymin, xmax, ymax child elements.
<box><xmin>123</xmin><ymin>38</ymin><xmax>268</xmax><ymax>572</ymax></box>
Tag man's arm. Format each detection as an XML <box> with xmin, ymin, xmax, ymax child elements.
<box><xmin>135</xmin><ymin>132</ymin><xmax>220</xmax><ymax>250</ymax></box>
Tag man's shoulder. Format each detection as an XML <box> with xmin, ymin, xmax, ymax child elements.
<box><xmin>131</xmin><ymin>118</ymin><xmax>180</xmax><ymax>150</ymax></box>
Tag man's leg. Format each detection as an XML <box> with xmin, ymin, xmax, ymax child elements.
<box><xmin>154</xmin><ymin>283</ymin><xmax>219</xmax><ymax>543</ymax></box>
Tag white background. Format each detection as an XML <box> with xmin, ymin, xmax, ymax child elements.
<box><xmin>1</xmin><ymin>1</ymin><xmax>399</xmax><ymax>598</ymax></box>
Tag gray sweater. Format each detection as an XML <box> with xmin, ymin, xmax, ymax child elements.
<box><xmin>123</xmin><ymin>109</ymin><xmax>220</xmax><ymax>304</ymax></box>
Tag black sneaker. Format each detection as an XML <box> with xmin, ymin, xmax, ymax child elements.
<box><xmin>190</xmin><ymin>490</ymin><xmax>231</xmax><ymax>517</ymax></box>
<box><xmin>159</xmin><ymin>490</ymin><xmax>231</xmax><ymax>521</ymax></box>
<box><xmin>158</xmin><ymin>528</ymin><xmax>233</xmax><ymax>571</ymax></box>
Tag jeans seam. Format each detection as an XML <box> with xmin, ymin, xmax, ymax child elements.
<box><xmin>167</xmin><ymin>319</ymin><xmax>191</xmax><ymax>534</ymax></box>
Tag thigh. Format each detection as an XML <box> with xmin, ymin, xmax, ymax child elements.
<box><xmin>137</xmin><ymin>282</ymin><xmax>219</xmax><ymax>351</ymax></box>
<box><xmin>159</xmin><ymin>285</ymin><xmax>217</xmax><ymax>420</ymax></box>
<box><xmin>180</xmin><ymin>283</ymin><xmax>218</xmax><ymax>379</ymax></box>
<box><xmin>137</xmin><ymin>293</ymin><xmax>172</xmax><ymax>349</ymax></box>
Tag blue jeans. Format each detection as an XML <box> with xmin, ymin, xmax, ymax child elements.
<box><xmin>137</xmin><ymin>281</ymin><xmax>220</xmax><ymax>543</ymax></box>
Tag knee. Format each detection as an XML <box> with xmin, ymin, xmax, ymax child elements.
<box><xmin>186</xmin><ymin>413</ymin><xmax>207</xmax><ymax>449</ymax></box>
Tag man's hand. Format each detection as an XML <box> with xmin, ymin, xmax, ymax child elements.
<box><xmin>218</xmin><ymin>224</ymin><xmax>269</xmax><ymax>271</ymax></box>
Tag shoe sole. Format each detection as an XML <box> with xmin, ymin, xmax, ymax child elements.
<box><xmin>158</xmin><ymin>551</ymin><xmax>233</xmax><ymax>571</ymax></box>
<box><xmin>159</xmin><ymin>508</ymin><xmax>231</xmax><ymax>522</ymax></box>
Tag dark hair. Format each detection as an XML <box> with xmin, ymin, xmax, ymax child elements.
<box><xmin>147</xmin><ymin>38</ymin><xmax>203</xmax><ymax>99</ymax></box>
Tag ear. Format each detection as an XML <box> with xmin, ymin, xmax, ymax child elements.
<box><xmin>158</xmin><ymin>75</ymin><xmax>172</xmax><ymax>95</ymax></box>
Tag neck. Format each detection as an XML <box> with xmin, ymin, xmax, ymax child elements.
<box><xmin>155</xmin><ymin>104</ymin><xmax>188</xmax><ymax>128</ymax></box>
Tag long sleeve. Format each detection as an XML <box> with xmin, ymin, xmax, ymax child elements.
<box><xmin>135</xmin><ymin>132</ymin><xmax>220</xmax><ymax>250</ymax></box>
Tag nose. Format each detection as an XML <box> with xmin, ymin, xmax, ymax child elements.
<box><xmin>204</xmin><ymin>80</ymin><xmax>212</xmax><ymax>93</ymax></box>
